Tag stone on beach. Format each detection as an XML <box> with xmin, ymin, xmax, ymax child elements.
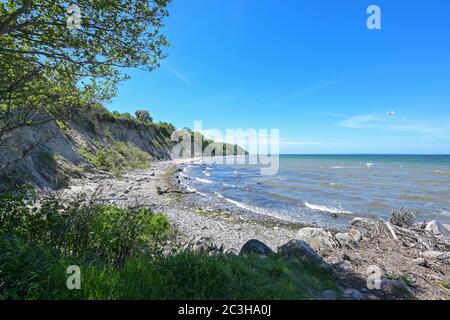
<box><xmin>185</xmin><ymin>236</ymin><xmax>223</xmax><ymax>255</ymax></box>
<box><xmin>334</xmin><ymin>229</ymin><xmax>362</xmax><ymax>249</ymax></box>
<box><xmin>278</xmin><ymin>240</ymin><xmax>331</xmax><ymax>270</ymax></box>
<box><xmin>239</xmin><ymin>239</ymin><xmax>274</xmax><ymax>257</ymax></box>
<box><xmin>294</xmin><ymin>227</ymin><xmax>336</xmax><ymax>256</ymax></box>
<box><xmin>380</xmin><ymin>279</ymin><xmax>414</xmax><ymax>299</ymax></box>
<box><xmin>424</xmin><ymin>220</ymin><xmax>450</xmax><ymax>237</ymax></box>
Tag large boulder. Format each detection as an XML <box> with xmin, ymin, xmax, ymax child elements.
<box><xmin>380</xmin><ymin>279</ymin><xmax>414</xmax><ymax>299</ymax></box>
<box><xmin>278</xmin><ymin>240</ymin><xmax>331</xmax><ymax>270</ymax></box>
<box><xmin>424</xmin><ymin>220</ymin><xmax>450</xmax><ymax>237</ymax></box>
<box><xmin>186</xmin><ymin>236</ymin><xmax>223</xmax><ymax>255</ymax></box>
<box><xmin>343</xmin><ymin>289</ymin><xmax>366</xmax><ymax>300</ymax></box>
<box><xmin>239</xmin><ymin>239</ymin><xmax>274</xmax><ymax>257</ymax></box>
<box><xmin>295</xmin><ymin>227</ymin><xmax>336</xmax><ymax>256</ymax></box>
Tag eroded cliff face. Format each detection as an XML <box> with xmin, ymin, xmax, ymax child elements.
<box><xmin>0</xmin><ymin>112</ymin><xmax>174</xmax><ymax>190</ymax></box>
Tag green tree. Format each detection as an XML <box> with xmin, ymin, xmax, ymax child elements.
<box><xmin>135</xmin><ymin>109</ymin><xmax>153</xmax><ymax>123</ymax></box>
<box><xmin>0</xmin><ymin>0</ymin><xmax>171</xmax><ymax>168</ymax></box>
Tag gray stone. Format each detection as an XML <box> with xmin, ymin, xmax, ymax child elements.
<box><xmin>278</xmin><ymin>240</ymin><xmax>331</xmax><ymax>270</ymax></box>
<box><xmin>295</xmin><ymin>227</ymin><xmax>337</xmax><ymax>256</ymax></box>
<box><xmin>343</xmin><ymin>289</ymin><xmax>366</xmax><ymax>300</ymax></box>
<box><xmin>350</xmin><ymin>217</ymin><xmax>376</xmax><ymax>230</ymax></box>
<box><xmin>380</xmin><ymin>279</ymin><xmax>414</xmax><ymax>299</ymax></box>
<box><xmin>317</xmin><ymin>290</ymin><xmax>337</xmax><ymax>300</ymax></box>
<box><xmin>225</xmin><ymin>248</ymin><xmax>239</xmax><ymax>256</ymax></box>
<box><xmin>425</xmin><ymin>220</ymin><xmax>450</xmax><ymax>237</ymax></box>
<box><xmin>420</xmin><ymin>250</ymin><xmax>450</xmax><ymax>262</ymax></box>
<box><xmin>335</xmin><ymin>260</ymin><xmax>353</xmax><ymax>271</ymax></box>
<box><xmin>239</xmin><ymin>239</ymin><xmax>274</xmax><ymax>256</ymax></box>
<box><xmin>335</xmin><ymin>232</ymin><xmax>358</xmax><ymax>249</ymax></box>
<box><xmin>186</xmin><ymin>236</ymin><xmax>222</xmax><ymax>255</ymax></box>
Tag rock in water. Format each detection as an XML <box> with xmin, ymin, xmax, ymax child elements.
<box><xmin>186</xmin><ymin>236</ymin><xmax>222</xmax><ymax>255</ymax></box>
<box><xmin>424</xmin><ymin>220</ymin><xmax>450</xmax><ymax>237</ymax></box>
<box><xmin>278</xmin><ymin>240</ymin><xmax>330</xmax><ymax>270</ymax></box>
<box><xmin>295</xmin><ymin>227</ymin><xmax>336</xmax><ymax>256</ymax></box>
<box><xmin>239</xmin><ymin>239</ymin><xmax>273</xmax><ymax>256</ymax></box>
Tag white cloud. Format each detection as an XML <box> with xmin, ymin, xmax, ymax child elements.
<box><xmin>338</xmin><ymin>114</ymin><xmax>444</xmax><ymax>134</ymax></box>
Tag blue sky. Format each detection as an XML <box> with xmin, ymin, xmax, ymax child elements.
<box><xmin>108</xmin><ymin>0</ymin><xmax>450</xmax><ymax>154</ymax></box>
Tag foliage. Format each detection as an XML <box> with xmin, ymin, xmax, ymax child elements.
<box><xmin>0</xmin><ymin>0</ymin><xmax>170</xmax><ymax>92</ymax></box>
<box><xmin>0</xmin><ymin>191</ymin><xmax>172</xmax><ymax>266</ymax></box>
<box><xmin>0</xmin><ymin>239</ymin><xmax>338</xmax><ymax>300</ymax></box>
<box><xmin>80</xmin><ymin>141</ymin><xmax>151</xmax><ymax>173</ymax></box>
<box><xmin>135</xmin><ymin>110</ymin><xmax>153</xmax><ymax>124</ymax></box>
<box><xmin>0</xmin><ymin>0</ymin><xmax>171</xmax><ymax>166</ymax></box>
<box><xmin>0</xmin><ymin>191</ymin><xmax>337</xmax><ymax>300</ymax></box>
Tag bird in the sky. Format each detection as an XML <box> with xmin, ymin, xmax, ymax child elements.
<box><xmin>387</xmin><ymin>111</ymin><xmax>396</xmax><ymax>116</ymax></box>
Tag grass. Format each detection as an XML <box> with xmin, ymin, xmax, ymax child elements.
<box><xmin>440</xmin><ymin>281</ymin><xmax>450</xmax><ymax>290</ymax></box>
<box><xmin>0</xmin><ymin>238</ymin><xmax>338</xmax><ymax>299</ymax></box>
<box><xmin>0</xmin><ymin>190</ymin><xmax>339</xmax><ymax>300</ymax></box>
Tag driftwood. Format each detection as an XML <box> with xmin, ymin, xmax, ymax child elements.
<box><xmin>365</xmin><ymin>210</ymin><xmax>450</xmax><ymax>253</ymax></box>
<box><xmin>156</xmin><ymin>184</ymin><xmax>194</xmax><ymax>195</ymax></box>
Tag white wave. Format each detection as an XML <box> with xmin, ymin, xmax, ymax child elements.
<box><xmin>331</xmin><ymin>166</ymin><xmax>345</xmax><ymax>169</ymax></box>
<box><xmin>202</xmin><ymin>171</ymin><xmax>211</xmax><ymax>177</ymax></box>
<box><xmin>196</xmin><ymin>177</ymin><xmax>214</xmax><ymax>184</ymax></box>
<box><xmin>222</xmin><ymin>183</ymin><xmax>237</xmax><ymax>188</ymax></box>
<box><xmin>304</xmin><ymin>201</ymin><xmax>352</xmax><ymax>215</ymax></box>
<box><xmin>185</xmin><ymin>185</ymin><xmax>197</xmax><ymax>193</ymax></box>
<box><xmin>366</xmin><ymin>163</ymin><xmax>374</xmax><ymax>168</ymax></box>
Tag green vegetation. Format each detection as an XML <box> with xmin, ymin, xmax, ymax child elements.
<box><xmin>0</xmin><ymin>191</ymin><xmax>338</xmax><ymax>300</ymax></box>
<box><xmin>1</xmin><ymin>0</ymin><xmax>170</xmax><ymax>166</ymax></box>
<box><xmin>440</xmin><ymin>281</ymin><xmax>450</xmax><ymax>290</ymax></box>
<box><xmin>385</xmin><ymin>272</ymin><xmax>416</xmax><ymax>288</ymax></box>
<box><xmin>80</xmin><ymin>142</ymin><xmax>151</xmax><ymax>174</ymax></box>
<box><xmin>135</xmin><ymin>110</ymin><xmax>153</xmax><ymax>124</ymax></box>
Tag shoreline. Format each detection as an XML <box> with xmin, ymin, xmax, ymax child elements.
<box><xmin>67</xmin><ymin>157</ymin><xmax>450</xmax><ymax>300</ymax></box>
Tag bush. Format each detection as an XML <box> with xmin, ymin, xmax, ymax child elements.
<box><xmin>0</xmin><ymin>192</ymin><xmax>172</xmax><ymax>265</ymax></box>
<box><xmin>80</xmin><ymin>142</ymin><xmax>151</xmax><ymax>173</ymax></box>
<box><xmin>135</xmin><ymin>110</ymin><xmax>153</xmax><ymax>123</ymax></box>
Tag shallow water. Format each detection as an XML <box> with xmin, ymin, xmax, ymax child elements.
<box><xmin>180</xmin><ymin>155</ymin><xmax>450</xmax><ymax>228</ymax></box>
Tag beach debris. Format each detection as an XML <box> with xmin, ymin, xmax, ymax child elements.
<box><xmin>240</xmin><ymin>239</ymin><xmax>274</xmax><ymax>257</ymax></box>
<box><xmin>390</xmin><ymin>208</ymin><xmax>416</xmax><ymax>228</ymax></box>
<box><xmin>424</xmin><ymin>220</ymin><xmax>450</xmax><ymax>237</ymax></box>
<box><xmin>295</xmin><ymin>227</ymin><xmax>337</xmax><ymax>256</ymax></box>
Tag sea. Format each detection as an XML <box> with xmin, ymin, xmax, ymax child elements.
<box><xmin>180</xmin><ymin>155</ymin><xmax>450</xmax><ymax>228</ymax></box>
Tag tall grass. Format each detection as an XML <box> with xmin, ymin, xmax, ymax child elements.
<box><xmin>0</xmin><ymin>190</ymin><xmax>338</xmax><ymax>300</ymax></box>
